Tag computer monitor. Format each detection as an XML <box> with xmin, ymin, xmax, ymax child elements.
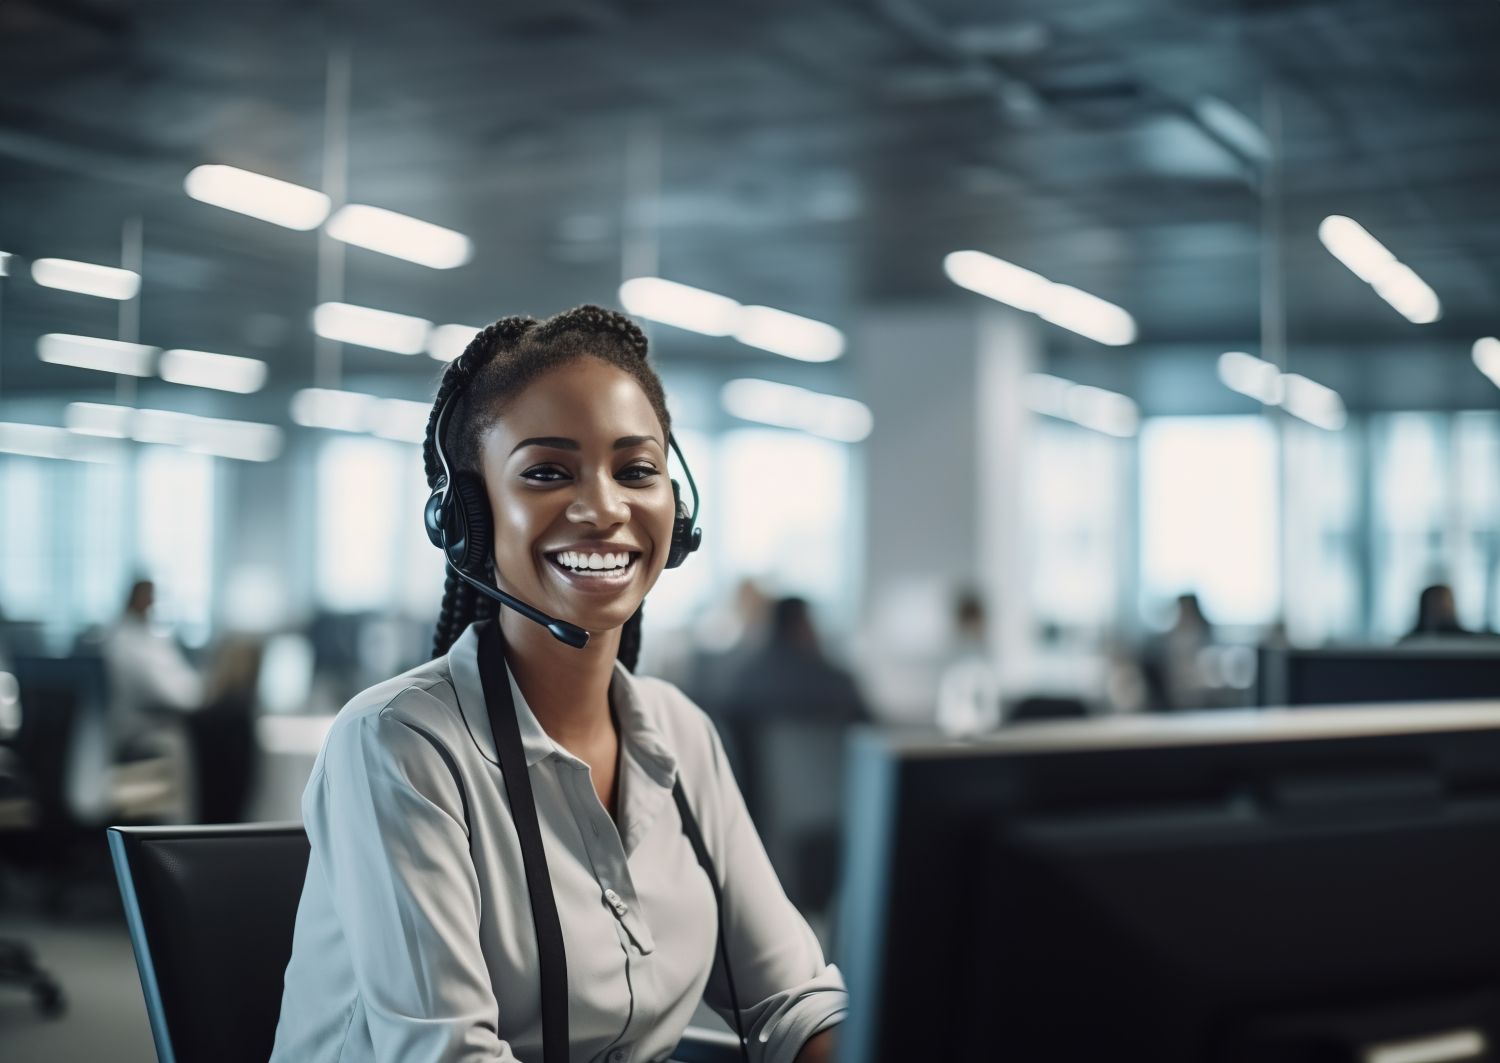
<box><xmin>836</xmin><ymin>704</ymin><xmax>1500</xmax><ymax>1062</ymax></box>
<box><xmin>1264</xmin><ymin>643</ymin><xmax>1500</xmax><ymax>707</ymax></box>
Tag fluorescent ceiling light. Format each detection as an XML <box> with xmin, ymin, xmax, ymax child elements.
<box><xmin>31</xmin><ymin>258</ymin><xmax>140</xmax><ymax>300</ymax></box>
<box><xmin>0</xmin><ymin>421</ymin><xmax>122</xmax><ymax>462</ymax></box>
<box><xmin>291</xmin><ymin>388</ymin><xmax>376</xmax><ymax>433</ymax></box>
<box><xmin>65</xmin><ymin>403</ymin><xmax>282</xmax><ymax>461</ymax></box>
<box><xmin>290</xmin><ymin>388</ymin><xmax>429</xmax><ymax>445</ymax></box>
<box><xmin>428</xmin><ymin>323</ymin><xmax>482</xmax><ymax>362</ymax></box>
<box><xmin>1474</xmin><ymin>337</ymin><xmax>1500</xmax><ymax>386</ymax></box>
<box><xmin>721</xmin><ymin>378</ymin><xmax>872</xmax><ymax>443</ymax></box>
<box><xmin>1318</xmin><ymin>215</ymin><xmax>1441</xmax><ymax>324</ymax></box>
<box><xmin>1067</xmin><ymin>384</ymin><xmax>1139</xmax><ymax>438</ymax></box>
<box><xmin>1281</xmin><ymin>373</ymin><xmax>1347</xmax><ymax>431</ymax></box>
<box><xmin>159</xmin><ymin>348</ymin><xmax>268</xmax><ymax>394</ymax></box>
<box><xmin>38</xmin><ymin>333</ymin><xmax>157</xmax><ymax>376</ymax></box>
<box><xmin>65</xmin><ymin>402</ymin><xmax>134</xmax><ymax>438</ymax></box>
<box><xmin>1192</xmin><ymin>96</ymin><xmax>1270</xmax><ymax>166</ymax></box>
<box><xmin>369</xmin><ymin>398</ymin><xmax>433</xmax><ymax>443</ymax></box>
<box><xmin>326</xmin><ymin>204</ymin><xmax>473</xmax><ymax>270</ymax></box>
<box><xmin>0</xmin><ymin>251</ymin><xmax>10</xmax><ymax>277</ymax></box>
<box><xmin>184</xmin><ymin>164</ymin><xmax>330</xmax><ymax>230</ymax></box>
<box><xmin>312</xmin><ymin>302</ymin><xmax>431</xmax><ymax>355</ymax></box>
<box><xmin>619</xmin><ymin>277</ymin><xmax>740</xmax><ymax>337</ymax></box>
<box><xmin>733</xmin><ymin>306</ymin><xmax>845</xmax><ymax>362</ymax></box>
<box><xmin>1023</xmin><ymin>373</ymin><xmax>1138</xmax><ymax>437</ymax></box>
<box><xmin>1217</xmin><ymin>351</ymin><xmax>1285</xmax><ymax>405</ymax></box>
<box><xmin>944</xmin><ymin>250</ymin><xmax>1136</xmax><ymax>346</ymax></box>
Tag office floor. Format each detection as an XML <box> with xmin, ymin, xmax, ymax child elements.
<box><xmin>0</xmin><ymin>903</ymin><xmax>156</xmax><ymax>1063</ymax></box>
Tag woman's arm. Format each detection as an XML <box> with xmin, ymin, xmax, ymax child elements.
<box><xmin>310</xmin><ymin>702</ymin><xmax>519</xmax><ymax>1061</ymax></box>
<box><xmin>687</xmin><ymin>705</ymin><xmax>849</xmax><ymax>1063</ymax></box>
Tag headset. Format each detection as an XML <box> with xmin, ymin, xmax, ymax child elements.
<box><xmin>423</xmin><ymin>382</ymin><xmax>702</xmax><ymax>649</ymax></box>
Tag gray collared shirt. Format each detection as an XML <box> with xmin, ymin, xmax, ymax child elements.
<box><xmin>270</xmin><ymin>621</ymin><xmax>847</xmax><ymax>1063</ymax></box>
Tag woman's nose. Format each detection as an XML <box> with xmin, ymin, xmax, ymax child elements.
<box><xmin>566</xmin><ymin>471</ymin><xmax>630</xmax><ymax>527</ymax></box>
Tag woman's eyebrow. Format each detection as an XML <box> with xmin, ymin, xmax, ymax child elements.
<box><xmin>510</xmin><ymin>434</ymin><xmax>662</xmax><ymax>455</ymax></box>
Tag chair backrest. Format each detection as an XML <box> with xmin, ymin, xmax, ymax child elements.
<box><xmin>109</xmin><ymin>821</ymin><xmax>743</xmax><ymax>1063</ymax></box>
<box><xmin>108</xmin><ymin>823</ymin><xmax>308</xmax><ymax>1063</ymax></box>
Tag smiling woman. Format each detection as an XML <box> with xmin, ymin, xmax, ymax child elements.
<box><xmin>269</xmin><ymin>306</ymin><xmax>846</xmax><ymax>1063</ymax></box>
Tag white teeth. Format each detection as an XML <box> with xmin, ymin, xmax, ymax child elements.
<box><xmin>554</xmin><ymin>550</ymin><xmax>633</xmax><ymax>572</ymax></box>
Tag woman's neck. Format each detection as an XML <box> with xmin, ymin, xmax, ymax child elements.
<box><xmin>497</xmin><ymin>610</ymin><xmax>622</xmax><ymax>750</ymax></box>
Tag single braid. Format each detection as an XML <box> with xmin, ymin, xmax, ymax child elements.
<box><xmin>427</xmin><ymin>317</ymin><xmax>536</xmax><ymax>658</ymax></box>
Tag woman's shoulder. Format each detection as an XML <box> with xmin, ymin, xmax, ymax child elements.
<box><xmin>316</xmin><ymin>655</ymin><xmax>469</xmax><ymax>771</ymax></box>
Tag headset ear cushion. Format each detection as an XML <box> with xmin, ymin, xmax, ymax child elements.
<box><xmin>449</xmin><ymin>472</ymin><xmax>493</xmax><ymax>573</ymax></box>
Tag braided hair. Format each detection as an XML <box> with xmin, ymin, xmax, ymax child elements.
<box><xmin>423</xmin><ymin>305</ymin><xmax>673</xmax><ymax>670</ymax></box>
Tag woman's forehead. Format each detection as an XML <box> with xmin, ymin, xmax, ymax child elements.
<box><xmin>485</xmin><ymin>360</ymin><xmax>665</xmax><ymax>449</ymax></box>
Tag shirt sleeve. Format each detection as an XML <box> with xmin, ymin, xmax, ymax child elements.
<box><xmin>306</xmin><ymin>704</ymin><xmax>521</xmax><ymax>1063</ymax></box>
<box><xmin>694</xmin><ymin>715</ymin><xmax>848</xmax><ymax>1063</ymax></box>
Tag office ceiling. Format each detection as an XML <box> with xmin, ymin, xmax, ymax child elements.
<box><xmin>0</xmin><ymin>0</ymin><xmax>1497</xmax><ymax>416</ymax></box>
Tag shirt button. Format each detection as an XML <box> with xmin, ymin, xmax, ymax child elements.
<box><xmin>609</xmin><ymin>1050</ymin><xmax>626</xmax><ymax>1063</ymax></box>
<box><xmin>603</xmin><ymin>888</ymin><xmax>628</xmax><ymax>916</ymax></box>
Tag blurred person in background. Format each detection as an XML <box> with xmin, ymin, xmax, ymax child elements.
<box><xmin>271</xmin><ymin>308</ymin><xmax>844</xmax><ymax>1063</ymax></box>
<box><xmin>1403</xmin><ymin>583</ymin><xmax>1479</xmax><ymax>640</ymax></box>
<box><xmin>935</xmin><ymin>587</ymin><xmax>1003</xmax><ymax>736</ymax></box>
<box><xmin>1154</xmin><ymin>592</ymin><xmax>1217</xmax><ymax>711</ymax></box>
<box><xmin>722</xmin><ymin>596</ymin><xmax>868</xmax><ymax>729</ymax></box>
<box><xmin>683</xmin><ymin>576</ymin><xmax>771</xmax><ymax>724</ymax></box>
<box><xmin>99</xmin><ymin>579</ymin><xmax>206</xmax><ymax>821</ymax></box>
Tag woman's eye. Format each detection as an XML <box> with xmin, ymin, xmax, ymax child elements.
<box><xmin>618</xmin><ymin>464</ymin><xmax>659</xmax><ymax>482</ymax></box>
<box><xmin>521</xmin><ymin>466</ymin><xmax>569</xmax><ymax>482</ymax></box>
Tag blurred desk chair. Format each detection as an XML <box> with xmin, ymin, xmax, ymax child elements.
<box><xmin>107</xmin><ymin>823</ymin><xmax>743</xmax><ymax>1063</ymax></box>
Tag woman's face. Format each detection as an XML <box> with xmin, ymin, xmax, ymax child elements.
<box><xmin>478</xmin><ymin>357</ymin><xmax>676</xmax><ymax>635</ymax></box>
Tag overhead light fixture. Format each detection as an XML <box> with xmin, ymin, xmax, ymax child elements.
<box><xmin>720</xmin><ymin>378</ymin><xmax>872</xmax><ymax>443</ymax></box>
<box><xmin>733</xmin><ymin>306</ymin><xmax>845</xmax><ymax>362</ymax></box>
<box><xmin>38</xmin><ymin>333</ymin><xmax>157</xmax><ymax>376</ymax></box>
<box><xmin>0</xmin><ymin>251</ymin><xmax>11</xmax><ymax>277</ymax></box>
<box><xmin>1281</xmin><ymin>373</ymin><xmax>1347</xmax><ymax>431</ymax></box>
<box><xmin>289</xmin><ymin>388</ymin><xmax>429</xmax><ymax>445</ymax></box>
<box><xmin>369</xmin><ymin>398</ymin><xmax>433</xmax><ymax>443</ymax></box>
<box><xmin>311</xmin><ymin>302</ymin><xmax>431</xmax><ymax>355</ymax></box>
<box><xmin>0</xmin><ymin>421</ymin><xmax>122</xmax><ymax>462</ymax></box>
<box><xmin>64</xmin><ymin>403</ymin><xmax>282</xmax><ymax>462</ymax></box>
<box><xmin>427</xmin><ymin>323</ymin><xmax>482</xmax><ymax>362</ymax></box>
<box><xmin>1217</xmin><ymin>351</ymin><xmax>1285</xmax><ymax>405</ymax></box>
<box><xmin>1192</xmin><ymin>96</ymin><xmax>1270</xmax><ymax>166</ymax></box>
<box><xmin>31</xmin><ymin>258</ymin><xmax>140</xmax><ymax>301</ymax></box>
<box><xmin>325</xmin><ymin>204</ymin><xmax>473</xmax><ymax>270</ymax></box>
<box><xmin>619</xmin><ymin>278</ymin><xmax>740</xmax><ymax>337</ymax></box>
<box><xmin>944</xmin><ymin>250</ymin><xmax>1137</xmax><ymax>346</ymax></box>
<box><xmin>184</xmin><ymin>164</ymin><xmax>330</xmax><ymax>230</ymax></box>
<box><xmin>1473</xmin><ymin>337</ymin><xmax>1500</xmax><ymax>387</ymax></box>
<box><xmin>1317</xmin><ymin>215</ymin><xmax>1441</xmax><ymax>324</ymax></box>
<box><xmin>159</xmin><ymin>348</ymin><xmax>268</xmax><ymax>394</ymax></box>
<box><xmin>1023</xmin><ymin>373</ymin><xmax>1138</xmax><ymax>437</ymax></box>
<box><xmin>290</xmin><ymin>388</ymin><xmax>376</xmax><ymax>433</ymax></box>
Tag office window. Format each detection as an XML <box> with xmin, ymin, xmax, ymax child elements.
<box><xmin>1139</xmin><ymin>416</ymin><xmax>1279</xmax><ymax>629</ymax></box>
<box><xmin>72</xmin><ymin>458</ymin><xmax>132</xmax><ymax>630</ymax></box>
<box><xmin>1026</xmin><ymin>419</ymin><xmax>1130</xmax><ymax>632</ymax></box>
<box><xmin>316</xmin><ymin>436</ymin><xmax>403</xmax><ymax>613</ymax></box>
<box><xmin>1282</xmin><ymin>420</ymin><xmax>1361</xmax><ymax>644</ymax></box>
<box><xmin>0</xmin><ymin>457</ymin><xmax>54</xmax><ymax>624</ymax></box>
<box><xmin>137</xmin><ymin>447</ymin><xmax>215</xmax><ymax>645</ymax></box>
<box><xmin>716</xmin><ymin>428</ymin><xmax>856</xmax><ymax>631</ymax></box>
<box><xmin>1454</xmin><ymin>412</ymin><xmax>1500</xmax><ymax>633</ymax></box>
<box><xmin>1370</xmin><ymin>413</ymin><xmax>1450</xmax><ymax>639</ymax></box>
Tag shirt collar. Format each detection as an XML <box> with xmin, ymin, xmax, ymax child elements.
<box><xmin>448</xmin><ymin>620</ymin><xmax>679</xmax><ymax>789</ymax></box>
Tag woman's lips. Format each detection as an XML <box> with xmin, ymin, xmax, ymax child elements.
<box><xmin>544</xmin><ymin>554</ymin><xmax>639</xmax><ymax>594</ymax></box>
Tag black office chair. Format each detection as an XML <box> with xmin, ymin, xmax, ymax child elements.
<box><xmin>108</xmin><ymin>823</ymin><xmax>741</xmax><ymax>1063</ymax></box>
